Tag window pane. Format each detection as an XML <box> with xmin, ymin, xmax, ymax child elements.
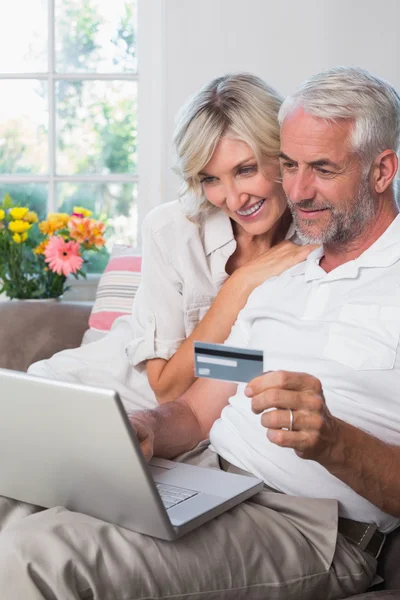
<box><xmin>56</xmin><ymin>80</ymin><xmax>136</xmax><ymax>175</ymax></box>
<box><xmin>0</xmin><ymin>0</ymin><xmax>47</xmax><ymax>73</ymax></box>
<box><xmin>0</xmin><ymin>184</ymin><xmax>48</xmax><ymax>218</ymax></box>
<box><xmin>56</xmin><ymin>0</ymin><xmax>137</xmax><ymax>73</ymax></box>
<box><xmin>0</xmin><ymin>81</ymin><xmax>48</xmax><ymax>175</ymax></box>
<box><xmin>57</xmin><ymin>181</ymin><xmax>138</xmax><ymax>253</ymax></box>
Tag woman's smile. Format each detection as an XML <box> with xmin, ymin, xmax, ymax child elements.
<box><xmin>236</xmin><ymin>198</ymin><xmax>266</xmax><ymax>219</ymax></box>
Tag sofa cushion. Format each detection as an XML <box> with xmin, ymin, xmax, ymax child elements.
<box><xmin>86</xmin><ymin>245</ymin><xmax>141</xmax><ymax>337</ymax></box>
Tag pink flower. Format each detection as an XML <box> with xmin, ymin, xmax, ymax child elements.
<box><xmin>44</xmin><ymin>236</ymin><xmax>84</xmax><ymax>276</ymax></box>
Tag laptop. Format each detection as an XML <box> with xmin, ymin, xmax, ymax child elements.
<box><xmin>0</xmin><ymin>368</ymin><xmax>263</xmax><ymax>540</ymax></box>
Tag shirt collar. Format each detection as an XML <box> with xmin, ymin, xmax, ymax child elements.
<box><xmin>285</xmin><ymin>220</ymin><xmax>298</xmax><ymax>241</ymax></box>
<box><xmin>203</xmin><ymin>209</ymin><xmax>235</xmax><ymax>256</ymax></box>
<box><xmin>204</xmin><ymin>210</ymin><xmax>298</xmax><ymax>257</ymax></box>
<box><xmin>290</xmin><ymin>213</ymin><xmax>400</xmax><ymax>281</ymax></box>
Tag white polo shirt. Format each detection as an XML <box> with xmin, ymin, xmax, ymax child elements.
<box><xmin>210</xmin><ymin>214</ymin><xmax>400</xmax><ymax>533</ymax></box>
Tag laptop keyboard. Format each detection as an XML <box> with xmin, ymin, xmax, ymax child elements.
<box><xmin>156</xmin><ymin>483</ymin><xmax>199</xmax><ymax>509</ymax></box>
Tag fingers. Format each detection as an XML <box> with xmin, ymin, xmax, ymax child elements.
<box><xmin>296</xmin><ymin>244</ymin><xmax>319</xmax><ymax>257</ymax></box>
<box><xmin>129</xmin><ymin>415</ymin><xmax>154</xmax><ymax>463</ymax></box>
<box><xmin>251</xmin><ymin>388</ymin><xmax>324</xmax><ymax>415</ymax></box>
<box><xmin>140</xmin><ymin>437</ymin><xmax>154</xmax><ymax>463</ymax></box>
<box><xmin>266</xmin><ymin>428</ymin><xmax>306</xmax><ymax>447</ymax></box>
<box><xmin>265</xmin><ymin>240</ymin><xmax>319</xmax><ymax>256</ymax></box>
<box><xmin>245</xmin><ymin>370</ymin><xmax>322</xmax><ymax>400</ymax></box>
<box><xmin>266</xmin><ymin>428</ymin><xmax>317</xmax><ymax>455</ymax></box>
<box><xmin>260</xmin><ymin>407</ymin><xmax>324</xmax><ymax>431</ymax></box>
<box><xmin>266</xmin><ymin>421</ymin><xmax>331</xmax><ymax>458</ymax></box>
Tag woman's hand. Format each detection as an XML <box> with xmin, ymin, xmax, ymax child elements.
<box><xmin>232</xmin><ymin>241</ymin><xmax>318</xmax><ymax>294</ymax></box>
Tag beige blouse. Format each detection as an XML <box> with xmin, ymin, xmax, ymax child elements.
<box><xmin>126</xmin><ymin>200</ymin><xmax>297</xmax><ymax>366</ymax></box>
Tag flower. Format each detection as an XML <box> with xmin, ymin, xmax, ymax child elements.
<box><xmin>72</xmin><ymin>206</ymin><xmax>92</xmax><ymax>218</ymax></box>
<box><xmin>39</xmin><ymin>212</ymin><xmax>69</xmax><ymax>235</ymax></box>
<box><xmin>0</xmin><ymin>194</ymin><xmax>107</xmax><ymax>299</ymax></box>
<box><xmin>8</xmin><ymin>220</ymin><xmax>31</xmax><ymax>234</ymax></box>
<box><xmin>44</xmin><ymin>236</ymin><xmax>84</xmax><ymax>277</ymax></box>
<box><xmin>10</xmin><ymin>207</ymin><xmax>29</xmax><ymax>220</ymax></box>
<box><xmin>12</xmin><ymin>232</ymin><xmax>28</xmax><ymax>244</ymax></box>
<box><xmin>68</xmin><ymin>216</ymin><xmax>106</xmax><ymax>247</ymax></box>
<box><xmin>24</xmin><ymin>211</ymin><xmax>39</xmax><ymax>223</ymax></box>
<box><xmin>33</xmin><ymin>239</ymin><xmax>50</xmax><ymax>255</ymax></box>
<box><xmin>87</xmin><ymin>221</ymin><xmax>106</xmax><ymax>246</ymax></box>
<box><xmin>48</xmin><ymin>212</ymin><xmax>69</xmax><ymax>225</ymax></box>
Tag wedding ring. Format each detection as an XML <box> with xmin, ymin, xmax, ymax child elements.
<box><xmin>288</xmin><ymin>408</ymin><xmax>294</xmax><ymax>432</ymax></box>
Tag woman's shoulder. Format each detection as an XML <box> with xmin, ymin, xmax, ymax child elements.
<box><xmin>142</xmin><ymin>200</ymin><xmax>196</xmax><ymax>236</ymax></box>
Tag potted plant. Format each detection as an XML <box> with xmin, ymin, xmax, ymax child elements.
<box><xmin>0</xmin><ymin>194</ymin><xmax>107</xmax><ymax>300</ymax></box>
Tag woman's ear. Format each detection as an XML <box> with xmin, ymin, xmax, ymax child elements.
<box><xmin>372</xmin><ymin>150</ymin><xmax>398</xmax><ymax>194</ymax></box>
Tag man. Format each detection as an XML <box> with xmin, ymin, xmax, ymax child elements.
<box><xmin>0</xmin><ymin>66</ymin><xmax>399</xmax><ymax>599</ymax></box>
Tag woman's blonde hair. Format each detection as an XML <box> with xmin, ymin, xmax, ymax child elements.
<box><xmin>173</xmin><ymin>73</ymin><xmax>283</xmax><ymax>220</ymax></box>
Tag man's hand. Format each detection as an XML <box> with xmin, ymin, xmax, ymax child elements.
<box><xmin>127</xmin><ymin>412</ymin><xmax>155</xmax><ymax>462</ymax></box>
<box><xmin>245</xmin><ymin>370</ymin><xmax>339</xmax><ymax>461</ymax></box>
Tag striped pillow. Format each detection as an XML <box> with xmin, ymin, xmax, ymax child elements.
<box><xmin>88</xmin><ymin>247</ymin><xmax>142</xmax><ymax>332</ymax></box>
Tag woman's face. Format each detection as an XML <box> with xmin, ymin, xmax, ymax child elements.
<box><xmin>199</xmin><ymin>137</ymin><xmax>287</xmax><ymax>236</ymax></box>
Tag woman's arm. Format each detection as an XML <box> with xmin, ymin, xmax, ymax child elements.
<box><xmin>147</xmin><ymin>241</ymin><xmax>315</xmax><ymax>403</ymax></box>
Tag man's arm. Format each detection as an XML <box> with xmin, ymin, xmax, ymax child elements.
<box><xmin>319</xmin><ymin>419</ymin><xmax>400</xmax><ymax>518</ymax></box>
<box><xmin>129</xmin><ymin>377</ymin><xmax>236</xmax><ymax>460</ymax></box>
<box><xmin>247</xmin><ymin>370</ymin><xmax>400</xmax><ymax>517</ymax></box>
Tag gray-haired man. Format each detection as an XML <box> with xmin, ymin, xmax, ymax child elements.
<box><xmin>0</xmin><ymin>66</ymin><xmax>399</xmax><ymax>599</ymax></box>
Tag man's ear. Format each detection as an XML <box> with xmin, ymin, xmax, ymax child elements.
<box><xmin>372</xmin><ymin>150</ymin><xmax>398</xmax><ymax>193</ymax></box>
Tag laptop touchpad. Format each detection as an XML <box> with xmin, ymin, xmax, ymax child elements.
<box><xmin>149</xmin><ymin>457</ymin><xmax>179</xmax><ymax>471</ymax></box>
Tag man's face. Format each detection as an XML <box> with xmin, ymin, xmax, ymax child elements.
<box><xmin>279</xmin><ymin>108</ymin><xmax>377</xmax><ymax>245</ymax></box>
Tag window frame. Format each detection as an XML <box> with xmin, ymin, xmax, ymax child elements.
<box><xmin>0</xmin><ymin>0</ymin><xmax>166</xmax><ymax>300</ymax></box>
<box><xmin>0</xmin><ymin>0</ymin><xmax>139</xmax><ymax>214</ymax></box>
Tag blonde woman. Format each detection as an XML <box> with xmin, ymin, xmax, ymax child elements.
<box><xmin>29</xmin><ymin>73</ymin><xmax>314</xmax><ymax>409</ymax></box>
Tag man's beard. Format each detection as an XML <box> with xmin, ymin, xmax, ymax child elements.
<box><xmin>287</xmin><ymin>178</ymin><xmax>378</xmax><ymax>245</ymax></box>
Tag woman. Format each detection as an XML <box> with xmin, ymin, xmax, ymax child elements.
<box><xmin>29</xmin><ymin>73</ymin><xmax>314</xmax><ymax>410</ymax></box>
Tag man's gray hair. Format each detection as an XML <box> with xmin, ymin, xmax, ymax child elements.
<box><xmin>279</xmin><ymin>66</ymin><xmax>400</xmax><ymax>164</ymax></box>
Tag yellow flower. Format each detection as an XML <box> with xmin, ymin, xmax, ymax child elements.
<box><xmin>34</xmin><ymin>240</ymin><xmax>49</xmax><ymax>255</ymax></box>
<box><xmin>24</xmin><ymin>210</ymin><xmax>39</xmax><ymax>223</ymax></box>
<box><xmin>12</xmin><ymin>232</ymin><xmax>28</xmax><ymax>243</ymax></box>
<box><xmin>48</xmin><ymin>212</ymin><xmax>70</xmax><ymax>225</ymax></box>
<box><xmin>39</xmin><ymin>220</ymin><xmax>49</xmax><ymax>234</ymax></box>
<box><xmin>10</xmin><ymin>207</ymin><xmax>29</xmax><ymax>220</ymax></box>
<box><xmin>8</xmin><ymin>220</ymin><xmax>31</xmax><ymax>234</ymax></box>
<box><xmin>73</xmin><ymin>206</ymin><xmax>92</xmax><ymax>217</ymax></box>
<box><xmin>39</xmin><ymin>212</ymin><xmax>70</xmax><ymax>234</ymax></box>
<box><xmin>0</xmin><ymin>209</ymin><xmax>5</xmax><ymax>220</ymax></box>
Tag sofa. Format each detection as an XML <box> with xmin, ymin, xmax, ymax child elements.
<box><xmin>0</xmin><ymin>299</ymin><xmax>399</xmax><ymax>600</ymax></box>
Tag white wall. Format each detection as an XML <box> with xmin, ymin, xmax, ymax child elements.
<box><xmin>138</xmin><ymin>0</ymin><xmax>400</xmax><ymax>209</ymax></box>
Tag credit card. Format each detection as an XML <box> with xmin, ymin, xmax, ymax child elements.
<box><xmin>194</xmin><ymin>341</ymin><xmax>264</xmax><ymax>383</ymax></box>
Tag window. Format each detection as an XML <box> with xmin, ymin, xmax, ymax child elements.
<box><xmin>0</xmin><ymin>0</ymin><xmax>138</xmax><ymax>273</ymax></box>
